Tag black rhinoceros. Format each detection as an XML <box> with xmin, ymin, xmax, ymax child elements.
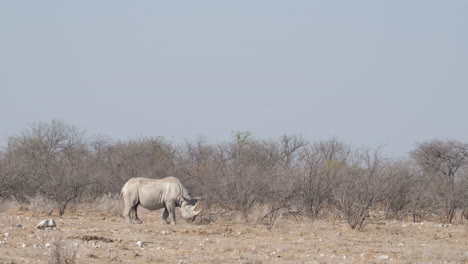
<box><xmin>121</xmin><ymin>177</ymin><xmax>202</xmax><ymax>225</ymax></box>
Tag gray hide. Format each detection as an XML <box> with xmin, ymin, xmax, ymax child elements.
<box><xmin>120</xmin><ymin>177</ymin><xmax>201</xmax><ymax>225</ymax></box>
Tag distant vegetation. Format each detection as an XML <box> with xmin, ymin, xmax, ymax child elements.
<box><xmin>1</xmin><ymin>120</ymin><xmax>467</xmax><ymax>230</ymax></box>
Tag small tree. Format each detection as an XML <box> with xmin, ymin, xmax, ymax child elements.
<box><xmin>298</xmin><ymin>139</ymin><xmax>350</xmax><ymax>217</ymax></box>
<box><xmin>381</xmin><ymin>161</ymin><xmax>417</xmax><ymax>220</ymax></box>
<box><xmin>332</xmin><ymin>149</ymin><xmax>386</xmax><ymax>230</ymax></box>
<box><xmin>411</xmin><ymin>139</ymin><xmax>468</xmax><ymax>223</ymax></box>
<box><xmin>7</xmin><ymin>120</ymin><xmax>93</xmax><ymax>215</ymax></box>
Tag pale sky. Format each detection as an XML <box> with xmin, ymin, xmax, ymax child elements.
<box><xmin>1</xmin><ymin>1</ymin><xmax>467</xmax><ymax>157</ymax></box>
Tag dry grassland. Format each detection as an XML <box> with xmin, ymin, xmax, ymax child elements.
<box><xmin>0</xmin><ymin>206</ymin><xmax>467</xmax><ymax>264</ymax></box>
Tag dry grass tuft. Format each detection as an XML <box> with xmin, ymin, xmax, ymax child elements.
<box><xmin>26</xmin><ymin>195</ymin><xmax>56</xmax><ymax>215</ymax></box>
<box><xmin>94</xmin><ymin>193</ymin><xmax>122</xmax><ymax>215</ymax></box>
<box><xmin>47</xmin><ymin>238</ymin><xmax>77</xmax><ymax>264</ymax></box>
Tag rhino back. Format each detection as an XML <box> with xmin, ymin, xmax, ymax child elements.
<box><xmin>134</xmin><ymin>177</ymin><xmax>185</xmax><ymax>210</ymax></box>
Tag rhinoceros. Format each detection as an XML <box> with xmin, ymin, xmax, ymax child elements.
<box><xmin>120</xmin><ymin>177</ymin><xmax>202</xmax><ymax>225</ymax></box>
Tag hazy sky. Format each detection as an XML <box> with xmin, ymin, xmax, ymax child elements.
<box><xmin>1</xmin><ymin>1</ymin><xmax>467</xmax><ymax>157</ymax></box>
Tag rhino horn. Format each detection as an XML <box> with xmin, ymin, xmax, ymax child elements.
<box><xmin>193</xmin><ymin>208</ymin><xmax>202</xmax><ymax>216</ymax></box>
<box><xmin>193</xmin><ymin>203</ymin><xmax>203</xmax><ymax>216</ymax></box>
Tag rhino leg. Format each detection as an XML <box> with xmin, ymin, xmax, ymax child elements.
<box><xmin>122</xmin><ymin>191</ymin><xmax>141</xmax><ymax>224</ymax></box>
<box><xmin>166</xmin><ymin>202</ymin><xmax>177</xmax><ymax>225</ymax></box>
<box><xmin>161</xmin><ymin>208</ymin><xmax>169</xmax><ymax>224</ymax></box>
<box><xmin>123</xmin><ymin>204</ymin><xmax>132</xmax><ymax>223</ymax></box>
<box><xmin>132</xmin><ymin>206</ymin><xmax>142</xmax><ymax>224</ymax></box>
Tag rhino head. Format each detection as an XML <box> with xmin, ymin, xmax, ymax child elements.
<box><xmin>180</xmin><ymin>198</ymin><xmax>202</xmax><ymax>222</ymax></box>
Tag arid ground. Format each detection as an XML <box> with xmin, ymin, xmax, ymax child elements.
<box><xmin>0</xmin><ymin>206</ymin><xmax>467</xmax><ymax>264</ymax></box>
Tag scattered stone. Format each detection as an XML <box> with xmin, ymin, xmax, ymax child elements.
<box><xmin>45</xmin><ymin>243</ymin><xmax>51</xmax><ymax>248</ymax></box>
<box><xmin>16</xmin><ymin>224</ymin><xmax>23</xmax><ymax>229</ymax></box>
<box><xmin>22</xmin><ymin>244</ymin><xmax>26</xmax><ymax>248</ymax></box>
<box><xmin>36</xmin><ymin>219</ymin><xmax>56</xmax><ymax>230</ymax></box>
<box><xmin>377</xmin><ymin>255</ymin><xmax>389</xmax><ymax>260</ymax></box>
<box><xmin>137</xmin><ymin>241</ymin><xmax>145</xmax><ymax>248</ymax></box>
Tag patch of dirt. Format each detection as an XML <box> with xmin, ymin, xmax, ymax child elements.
<box><xmin>75</xmin><ymin>235</ymin><xmax>114</xmax><ymax>243</ymax></box>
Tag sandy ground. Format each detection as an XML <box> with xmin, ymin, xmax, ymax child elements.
<box><xmin>0</xmin><ymin>208</ymin><xmax>467</xmax><ymax>264</ymax></box>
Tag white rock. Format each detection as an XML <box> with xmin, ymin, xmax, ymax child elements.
<box><xmin>4</xmin><ymin>233</ymin><xmax>10</xmax><ymax>237</ymax></box>
<box><xmin>45</xmin><ymin>243</ymin><xmax>51</xmax><ymax>248</ymax></box>
<box><xmin>22</xmin><ymin>244</ymin><xmax>26</xmax><ymax>248</ymax></box>
<box><xmin>36</xmin><ymin>219</ymin><xmax>56</xmax><ymax>230</ymax></box>
<box><xmin>137</xmin><ymin>241</ymin><xmax>145</xmax><ymax>247</ymax></box>
<box><xmin>377</xmin><ymin>255</ymin><xmax>389</xmax><ymax>260</ymax></box>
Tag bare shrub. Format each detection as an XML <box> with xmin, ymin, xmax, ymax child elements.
<box><xmin>26</xmin><ymin>194</ymin><xmax>56</xmax><ymax>215</ymax></box>
<box><xmin>411</xmin><ymin>139</ymin><xmax>468</xmax><ymax>223</ymax></box>
<box><xmin>95</xmin><ymin>193</ymin><xmax>122</xmax><ymax>215</ymax></box>
<box><xmin>297</xmin><ymin>138</ymin><xmax>350</xmax><ymax>217</ymax></box>
<box><xmin>332</xmin><ymin>149</ymin><xmax>386</xmax><ymax>230</ymax></box>
<box><xmin>47</xmin><ymin>238</ymin><xmax>77</xmax><ymax>264</ymax></box>
<box><xmin>7</xmin><ymin>121</ymin><xmax>94</xmax><ymax>215</ymax></box>
<box><xmin>381</xmin><ymin>161</ymin><xmax>417</xmax><ymax>220</ymax></box>
<box><xmin>0</xmin><ymin>198</ymin><xmax>21</xmax><ymax>213</ymax></box>
<box><xmin>0</xmin><ymin>155</ymin><xmax>21</xmax><ymax>202</ymax></box>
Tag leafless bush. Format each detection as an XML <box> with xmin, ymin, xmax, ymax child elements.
<box><xmin>411</xmin><ymin>139</ymin><xmax>468</xmax><ymax>223</ymax></box>
<box><xmin>26</xmin><ymin>194</ymin><xmax>56</xmax><ymax>215</ymax></box>
<box><xmin>2</xmin><ymin>121</ymin><xmax>468</xmax><ymax>226</ymax></box>
<box><xmin>381</xmin><ymin>161</ymin><xmax>417</xmax><ymax>220</ymax></box>
<box><xmin>0</xmin><ymin>198</ymin><xmax>21</xmax><ymax>213</ymax></box>
<box><xmin>95</xmin><ymin>193</ymin><xmax>122</xmax><ymax>215</ymax></box>
<box><xmin>297</xmin><ymin>138</ymin><xmax>350</xmax><ymax>217</ymax></box>
<box><xmin>7</xmin><ymin>121</ymin><xmax>94</xmax><ymax>215</ymax></box>
<box><xmin>332</xmin><ymin>149</ymin><xmax>387</xmax><ymax>230</ymax></box>
<box><xmin>47</xmin><ymin>238</ymin><xmax>77</xmax><ymax>264</ymax></box>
